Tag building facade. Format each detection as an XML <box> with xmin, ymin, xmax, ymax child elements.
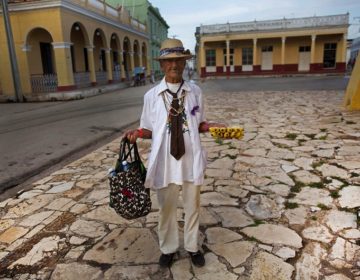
<box><xmin>106</xmin><ymin>0</ymin><xmax>169</xmax><ymax>78</ymax></box>
<box><xmin>195</xmin><ymin>14</ymin><xmax>349</xmax><ymax>78</ymax></box>
<box><xmin>0</xmin><ymin>0</ymin><xmax>149</xmax><ymax>99</ymax></box>
<box><xmin>350</xmin><ymin>37</ymin><xmax>360</xmax><ymax>62</ymax></box>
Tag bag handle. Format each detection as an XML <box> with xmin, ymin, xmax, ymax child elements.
<box><xmin>119</xmin><ymin>137</ymin><xmax>141</xmax><ymax>163</ymax></box>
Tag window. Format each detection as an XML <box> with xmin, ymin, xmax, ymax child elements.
<box><xmin>299</xmin><ymin>46</ymin><xmax>311</xmax><ymax>52</ymax></box>
<box><xmin>223</xmin><ymin>49</ymin><xmax>234</xmax><ymax>65</ymax></box>
<box><xmin>40</xmin><ymin>42</ymin><xmax>54</xmax><ymax>74</ymax></box>
<box><xmin>206</xmin><ymin>49</ymin><xmax>216</xmax><ymax>66</ymax></box>
<box><xmin>83</xmin><ymin>48</ymin><xmax>89</xmax><ymax>72</ymax></box>
<box><xmin>101</xmin><ymin>49</ymin><xmax>106</xmax><ymax>71</ymax></box>
<box><xmin>242</xmin><ymin>48</ymin><xmax>253</xmax><ymax>65</ymax></box>
<box><xmin>70</xmin><ymin>45</ymin><xmax>76</xmax><ymax>72</ymax></box>
<box><xmin>323</xmin><ymin>43</ymin><xmax>337</xmax><ymax>68</ymax></box>
<box><xmin>261</xmin><ymin>46</ymin><xmax>273</xmax><ymax>52</ymax></box>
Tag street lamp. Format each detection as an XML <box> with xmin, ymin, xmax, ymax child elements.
<box><xmin>1</xmin><ymin>0</ymin><xmax>23</xmax><ymax>102</ymax></box>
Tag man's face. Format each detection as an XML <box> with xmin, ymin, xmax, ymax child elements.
<box><xmin>160</xmin><ymin>58</ymin><xmax>186</xmax><ymax>82</ymax></box>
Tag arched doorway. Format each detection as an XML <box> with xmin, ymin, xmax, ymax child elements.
<box><xmin>93</xmin><ymin>28</ymin><xmax>107</xmax><ymax>85</ymax></box>
<box><xmin>70</xmin><ymin>22</ymin><xmax>91</xmax><ymax>88</ymax></box>
<box><xmin>133</xmin><ymin>40</ymin><xmax>140</xmax><ymax>67</ymax></box>
<box><xmin>26</xmin><ymin>28</ymin><xmax>57</xmax><ymax>93</ymax></box>
<box><xmin>110</xmin><ymin>33</ymin><xmax>121</xmax><ymax>82</ymax></box>
<box><xmin>142</xmin><ymin>42</ymin><xmax>147</xmax><ymax>71</ymax></box>
<box><xmin>123</xmin><ymin>37</ymin><xmax>131</xmax><ymax>80</ymax></box>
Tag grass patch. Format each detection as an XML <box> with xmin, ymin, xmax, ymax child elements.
<box><xmin>249</xmin><ymin>220</ymin><xmax>265</xmax><ymax>227</ymax></box>
<box><xmin>297</xmin><ymin>139</ymin><xmax>306</xmax><ymax>145</ymax></box>
<box><xmin>311</xmin><ymin>216</ymin><xmax>317</xmax><ymax>221</ymax></box>
<box><xmin>323</xmin><ymin>177</ymin><xmax>332</xmax><ymax>184</ymax></box>
<box><xmin>330</xmin><ymin>190</ymin><xmax>340</xmax><ymax>198</ymax></box>
<box><xmin>226</xmin><ymin>154</ymin><xmax>237</xmax><ymax>159</ymax></box>
<box><xmin>274</xmin><ymin>143</ymin><xmax>289</xmax><ymax>149</ymax></box>
<box><xmin>287</xmin><ymin>193</ymin><xmax>296</xmax><ymax>199</ymax></box>
<box><xmin>318</xmin><ymin>135</ymin><xmax>327</xmax><ymax>140</ymax></box>
<box><xmin>331</xmin><ymin>176</ymin><xmax>349</xmax><ymax>187</ymax></box>
<box><xmin>351</xmin><ymin>172</ymin><xmax>359</xmax><ymax>177</ymax></box>
<box><xmin>215</xmin><ymin>138</ymin><xmax>223</xmax><ymax>145</ymax></box>
<box><xmin>248</xmin><ymin>236</ymin><xmax>259</xmax><ymax>242</ymax></box>
<box><xmin>285</xmin><ymin>133</ymin><xmax>298</xmax><ymax>140</ymax></box>
<box><xmin>317</xmin><ymin>203</ymin><xmax>330</xmax><ymax>210</ymax></box>
<box><xmin>308</xmin><ymin>182</ymin><xmax>325</xmax><ymax>189</ymax></box>
<box><xmin>254</xmin><ymin>219</ymin><xmax>265</xmax><ymax>226</ymax></box>
<box><xmin>312</xmin><ymin>160</ymin><xmax>326</xmax><ymax>169</ymax></box>
<box><xmin>284</xmin><ymin>202</ymin><xmax>299</xmax><ymax>209</ymax></box>
<box><xmin>305</xmin><ymin>133</ymin><xmax>316</xmax><ymax>139</ymax></box>
<box><xmin>290</xmin><ymin>181</ymin><xmax>305</xmax><ymax>193</ymax></box>
<box><xmin>345</xmin><ymin>120</ymin><xmax>356</xmax><ymax>124</ymax></box>
<box><xmin>320</xmin><ymin>128</ymin><xmax>328</xmax><ymax>132</ymax></box>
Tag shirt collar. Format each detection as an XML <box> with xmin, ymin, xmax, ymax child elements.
<box><xmin>156</xmin><ymin>77</ymin><xmax>191</xmax><ymax>95</ymax></box>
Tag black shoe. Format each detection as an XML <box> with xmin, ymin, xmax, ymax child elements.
<box><xmin>188</xmin><ymin>251</ymin><xmax>205</xmax><ymax>267</ymax></box>
<box><xmin>159</xmin><ymin>253</ymin><xmax>175</xmax><ymax>268</ymax></box>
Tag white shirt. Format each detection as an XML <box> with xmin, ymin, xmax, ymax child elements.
<box><xmin>140</xmin><ymin>78</ymin><xmax>207</xmax><ymax>190</ymax></box>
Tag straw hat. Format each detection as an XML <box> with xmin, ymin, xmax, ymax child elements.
<box><xmin>155</xmin><ymin>38</ymin><xmax>192</xmax><ymax>60</ymax></box>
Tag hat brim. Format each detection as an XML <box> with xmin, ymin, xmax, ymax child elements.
<box><xmin>154</xmin><ymin>52</ymin><xmax>193</xmax><ymax>61</ymax></box>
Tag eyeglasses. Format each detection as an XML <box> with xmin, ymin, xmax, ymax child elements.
<box><xmin>161</xmin><ymin>58</ymin><xmax>185</xmax><ymax>64</ymax></box>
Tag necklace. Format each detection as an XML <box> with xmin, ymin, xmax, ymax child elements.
<box><xmin>161</xmin><ymin>80</ymin><xmax>186</xmax><ymax>116</ymax></box>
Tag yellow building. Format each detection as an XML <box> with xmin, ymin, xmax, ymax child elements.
<box><xmin>0</xmin><ymin>0</ymin><xmax>149</xmax><ymax>99</ymax></box>
<box><xmin>195</xmin><ymin>14</ymin><xmax>349</xmax><ymax>78</ymax></box>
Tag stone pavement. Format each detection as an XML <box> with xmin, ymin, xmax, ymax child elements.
<box><xmin>0</xmin><ymin>90</ymin><xmax>359</xmax><ymax>279</ymax></box>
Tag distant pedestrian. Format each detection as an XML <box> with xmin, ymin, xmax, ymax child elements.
<box><xmin>124</xmin><ymin>38</ymin><xmax>225</xmax><ymax>268</ymax></box>
<box><xmin>150</xmin><ymin>70</ymin><xmax>155</xmax><ymax>84</ymax></box>
<box><xmin>188</xmin><ymin>67</ymin><xmax>193</xmax><ymax>80</ymax></box>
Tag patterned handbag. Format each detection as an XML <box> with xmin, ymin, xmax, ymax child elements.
<box><xmin>109</xmin><ymin>138</ymin><xmax>151</xmax><ymax>219</ymax></box>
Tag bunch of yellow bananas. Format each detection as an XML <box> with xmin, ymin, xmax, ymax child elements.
<box><xmin>209</xmin><ymin>127</ymin><xmax>244</xmax><ymax>139</ymax></box>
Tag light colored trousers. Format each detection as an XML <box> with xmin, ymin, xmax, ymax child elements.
<box><xmin>156</xmin><ymin>182</ymin><xmax>201</xmax><ymax>254</ymax></box>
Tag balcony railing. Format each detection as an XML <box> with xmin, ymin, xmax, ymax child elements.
<box><xmin>8</xmin><ymin>0</ymin><xmax>147</xmax><ymax>33</ymax></box>
<box><xmin>31</xmin><ymin>74</ymin><xmax>58</xmax><ymax>93</ymax></box>
<box><xmin>200</xmin><ymin>14</ymin><xmax>349</xmax><ymax>35</ymax></box>
<box><xmin>74</xmin><ymin>72</ymin><xmax>91</xmax><ymax>88</ymax></box>
<box><xmin>113</xmin><ymin>70</ymin><xmax>121</xmax><ymax>81</ymax></box>
<box><xmin>95</xmin><ymin>71</ymin><xmax>108</xmax><ymax>85</ymax></box>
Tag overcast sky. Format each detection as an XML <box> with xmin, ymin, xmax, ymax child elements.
<box><xmin>148</xmin><ymin>0</ymin><xmax>360</xmax><ymax>51</ymax></box>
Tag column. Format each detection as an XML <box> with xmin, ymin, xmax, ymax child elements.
<box><xmin>52</xmin><ymin>42</ymin><xmax>75</xmax><ymax>91</ymax></box>
<box><xmin>310</xmin><ymin>35</ymin><xmax>316</xmax><ymax>72</ymax></box>
<box><xmin>86</xmin><ymin>46</ymin><xmax>97</xmax><ymax>86</ymax></box>
<box><xmin>129</xmin><ymin>51</ymin><xmax>135</xmax><ymax>78</ymax></box>
<box><xmin>253</xmin><ymin>38</ymin><xmax>258</xmax><ymax>72</ymax></box>
<box><xmin>226</xmin><ymin>39</ymin><xmax>230</xmax><ymax>75</ymax></box>
<box><xmin>281</xmin><ymin>37</ymin><xmax>286</xmax><ymax>72</ymax></box>
<box><xmin>200</xmin><ymin>41</ymin><xmax>206</xmax><ymax>78</ymax></box>
<box><xmin>105</xmin><ymin>48</ymin><xmax>113</xmax><ymax>83</ymax></box>
<box><xmin>119</xmin><ymin>49</ymin><xmax>126</xmax><ymax>81</ymax></box>
<box><xmin>146</xmin><ymin>53</ymin><xmax>151</xmax><ymax>77</ymax></box>
<box><xmin>139</xmin><ymin>51</ymin><xmax>144</xmax><ymax>67</ymax></box>
<box><xmin>340</xmin><ymin>33</ymin><xmax>347</xmax><ymax>71</ymax></box>
<box><xmin>343</xmin><ymin>50</ymin><xmax>360</xmax><ymax>109</ymax></box>
<box><xmin>20</xmin><ymin>45</ymin><xmax>32</xmax><ymax>94</ymax></box>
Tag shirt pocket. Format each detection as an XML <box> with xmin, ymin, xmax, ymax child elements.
<box><xmin>154</xmin><ymin>98</ymin><xmax>168</xmax><ymax>125</ymax></box>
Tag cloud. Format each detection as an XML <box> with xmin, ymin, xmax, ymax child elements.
<box><xmin>150</xmin><ymin>0</ymin><xmax>360</xmax><ymax>49</ymax></box>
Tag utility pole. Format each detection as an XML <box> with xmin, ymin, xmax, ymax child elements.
<box><xmin>1</xmin><ymin>0</ymin><xmax>23</xmax><ymax>102</ymax></box>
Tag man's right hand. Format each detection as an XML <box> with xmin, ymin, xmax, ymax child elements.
<box><xmin>124</xmin><ymin>129</ymin><xmax>139</xmax><ymax>144</ymax></box>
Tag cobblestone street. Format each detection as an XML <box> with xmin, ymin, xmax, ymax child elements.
<box><xmin>0</xmin><ymin>89</ymin><xmax>359</xmax><ymax>279</ymax></box>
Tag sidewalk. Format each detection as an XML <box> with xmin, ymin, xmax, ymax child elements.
<box><xmin>0</xmin><ymin>89</ymin><xmax>359</xmax><ymax>279</ymax></box>
<box><xmin>0</xmin><ymin>80</ymin><xmax>139</xmax><ymax>102</ymax></box>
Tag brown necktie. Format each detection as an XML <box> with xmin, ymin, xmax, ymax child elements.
<box><xmin>167</xmin><ymin>81</ymin><xmax>185</xmax><ymax>160</ymax></box>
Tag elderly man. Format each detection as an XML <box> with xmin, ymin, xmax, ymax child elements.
<box><xmin>125</xmin><ymin>38</ymin><xmax>224</xmax><ymax>268</ymax></box>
